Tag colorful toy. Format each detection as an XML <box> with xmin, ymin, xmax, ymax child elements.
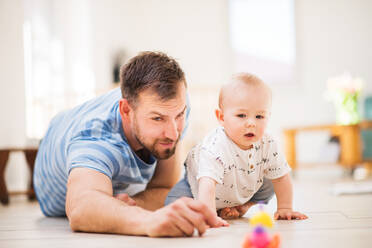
<box><xmin>242</xmin><ymin>204</ymin><xmax>281</xmax><ymax>248</ymax></box>
<box><xmin>249</xmin><ymin>210</ymin><xmax>273</xmax><ymax>228</ymax></box>
<box><xmin>242</xmin><ymin>226</ymin><xmax>280</xmax><ymax>248</ymax></box>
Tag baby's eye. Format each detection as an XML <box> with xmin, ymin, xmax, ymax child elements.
<box><xmin>256</xmin><ymin>115</ymin><xmax>264</xmax><ymax>119</ymax></box>
<box><xmin>237</xmin><ymin>114</ymin><xmax>246</xmax><ymax>118</ymax></box>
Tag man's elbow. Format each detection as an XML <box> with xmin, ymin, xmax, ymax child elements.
<box><xmin>67</xmin><ymin>207</ymin><xmax>84</xmax><ymax>232</ymax></box>
<box><xmin>66</xmin><ymin>196</ymin><xmax>88</xmax><ymax>232</ymax></box>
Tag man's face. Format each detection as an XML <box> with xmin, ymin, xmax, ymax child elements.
<box><xmin>130</xmin><ymin>84</ymin><xmax>187</xmax><ymax>159</ymax></box>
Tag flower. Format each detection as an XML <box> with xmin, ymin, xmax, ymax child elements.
<box><xmin>326</xmin><ymin>72</ymin><xmax>364</xmax><ymax>95</ymax></box>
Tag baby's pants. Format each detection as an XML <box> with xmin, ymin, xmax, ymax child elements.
<box><xmin>164</xmin><ymin>171</ymin><xmax>275</xmax><ymax>206</ymax></box>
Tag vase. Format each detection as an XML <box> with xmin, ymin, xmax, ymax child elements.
<box><xmin>334</xmin><ymin>92</ymin><xmax>360</xmax><ymax>125</ymax></box>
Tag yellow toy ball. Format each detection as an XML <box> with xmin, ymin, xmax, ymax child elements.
<box><xmin>249</xmin><ymin>211</ymin><xmax>273</xmax><ymax>228</ymax></box>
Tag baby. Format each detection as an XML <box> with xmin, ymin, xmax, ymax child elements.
<box><xmin>165</xmin><ymin>73</ymin><xmax>308</xmax><ymax>221</ymax></box>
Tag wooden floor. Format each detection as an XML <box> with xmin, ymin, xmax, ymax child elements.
<box><xmin>1</xmin><ymin>165</ymin><xmax>372</xmax><ymax>248</ymax></box>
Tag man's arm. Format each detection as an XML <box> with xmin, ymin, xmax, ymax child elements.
<box><xmin>132</xmin><ymin>148</ymin><xmax>182</xmax><ymax>210</ymax></box>
<box><xmin>65</xmin><ymin>167</ymin><xmax>225</xmax><ymax>236</ymax></box>
<box><xmin>65</xmin><ymin>167</ymin><xmax>151</xmax><ymax>235</ymax></box>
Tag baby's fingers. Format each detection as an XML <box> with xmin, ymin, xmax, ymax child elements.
<box><xmin>274</xmin><ymin>211</ymin><xmax>291</xmax><ymax>220</ymax></box>
<box><xmin>274</xmin><ymin>211</ymin><xmax>281</xmax><ymax>220</ymax></box>
<box><xmin>293</xmin><ymin>211</ymin><xmax>308</xmax><ymax>220</ymax></box>
<box><xmin>274</xmin><ymin>212</ymin><xmax>278</xmax><ymax>220</ymax></box>
<box><xmin>285</xmin><ymin>212</ymin><xmax>292</xmax><ymax>220</ymax></box>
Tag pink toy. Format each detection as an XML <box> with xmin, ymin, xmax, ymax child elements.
<box><xmin>242</xmin><ymin>226</ymin><xmax>281</xmax><ymax>248</ymax></box>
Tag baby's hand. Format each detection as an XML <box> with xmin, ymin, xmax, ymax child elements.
<box><xmin>218</xmin><ymin>207</ymin><xmax>240</xmax><ymax>219</ymax></box>
<box><xmin>274</xmin><ymin>208</ymin><xmax>308</xmax><ymax>220</ymax></box>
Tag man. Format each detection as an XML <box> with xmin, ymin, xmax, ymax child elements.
<box><xmin>34</xmin><ymin>51</ymin><xmax>226</xmax><ymax>237</ymax></box>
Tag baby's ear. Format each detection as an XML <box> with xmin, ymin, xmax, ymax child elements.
<box><xmin>215</xmin><ymin>109</ymin><xmax>224</xmax><ymax>124</ymax></box>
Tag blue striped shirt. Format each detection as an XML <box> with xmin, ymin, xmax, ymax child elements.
<box><xmin>33</xmin><ymin>88</ymin><xmax>189</xmax><ymax>216</ymax></box>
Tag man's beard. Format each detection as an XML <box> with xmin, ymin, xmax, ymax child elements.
<box><xmin>135</xmin><ymin>135</ymin><xmax>178</xmax><ymax>160</ymax></box>
<box><xmin>133</xmin><ymin>119</ymin><xmax>180</xmax><ymax>160</ymax></box>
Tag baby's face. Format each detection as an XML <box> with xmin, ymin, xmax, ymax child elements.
<box><xmin>218</xmin><ymin>83</ymin><xmax>271</xmax><ymax>150</ymax></box>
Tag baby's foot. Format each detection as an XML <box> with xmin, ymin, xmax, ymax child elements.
<box><xmin>218</xmin><ymin>207</ymin><xmax>240</xmax><ymax>219</ymax></box>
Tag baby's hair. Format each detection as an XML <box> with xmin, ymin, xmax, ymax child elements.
<box><xmin>218</xmin><ymin>73</ymin><xmax>271</xmax><ymax>109</ymax></box>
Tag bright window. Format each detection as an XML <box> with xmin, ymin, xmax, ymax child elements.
<box><xmin>23</xmin><ymin>0</ymin><xmax>95</xmax><ymax>139</ymax></box>
<box><xmin>229</xmin><ymin>0</ymin><xmax>296</xmax><ymax>84</ymax></box>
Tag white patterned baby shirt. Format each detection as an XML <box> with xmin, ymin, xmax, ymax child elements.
<box><xmin>186</xmin><ymin>126</ymin><xmax>291</xmax><ymax>209</ymax></box>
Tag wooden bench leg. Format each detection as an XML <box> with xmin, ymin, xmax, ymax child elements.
<box><xmin>0</xmin><ymin>151</ymin><xmax>10</xmax><ymax>205</ymax></box>
<box><xmin>284</xmin><ymin>130</ymin><xmax>297</xmax><ymax>170</ymax></box>
<box><xmin>338</xmin><ymin>125</ymin><xmax>362</xmax><ymax>168</ymax></box>
<box><xmin>24</xmin><ymin>150</ymin><xmax>37</xmax><ymax>201</ymax></box>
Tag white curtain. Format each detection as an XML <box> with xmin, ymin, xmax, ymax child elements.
<box><xmin>23</xmin><ymin>0</ymin><xmax>95</xmax><ymax>139</ymax></box>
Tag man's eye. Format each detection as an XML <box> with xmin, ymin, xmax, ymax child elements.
<box><xmin>176</xmin><ymin>112</ymin><xmax>185</xmax><ymax>119</ymax></box>
<box><xmin>256</xmin><ymin>115</ymin><xmax>264</xmax><ymax>119</ymax></box>
<box><xmin>152</xmin><ymin>117</ymin><xmax>162</xmax><ymax>121</ymax></box>
<box><xmin>237</xmin><ymin>114</ymin><xmax>246</xmax><ymax>118</ymax></box>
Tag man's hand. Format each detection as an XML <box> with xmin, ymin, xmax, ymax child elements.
<box><xmin>115</xmin><ymin>193</ymin><xmax>137</xmax><ymax>206</ymax></box>
<box><xmin>218</xmin><ymin>201</ymin><xmax>256</xmax><ymax>220</ymax></box>
<box><xmin>274</xmin><ymin>208</ymin><xmax>308</xmax><ymax>220</ymax></box>
<box><xmin>144</xmin><ymin>197</ymin><xmax>228</xmax><ymax>237</ymax></box>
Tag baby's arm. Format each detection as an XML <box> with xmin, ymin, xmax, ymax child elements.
<box><xmin>271</xmin><ymin>173</ymin><xmax>308</xmax><ymax>220</ymax></box>
<box><xmin>198</xmin><ymin>177</ymin><xmax>218</xmax><ymax>212</ymax></box>
<box><xmin>198</xmin><ymin>177</ymin><xmax>229</xmax><ymax>226</ymax></box>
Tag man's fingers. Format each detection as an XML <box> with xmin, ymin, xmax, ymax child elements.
<box><xmin>186</xmin><ymin>198</ymin><xmax>221</xmax><ymax>227</ymax></box>
<box><xmin>147</xmin><ymin>208</ymin><xmax>195</xmax><ymax>237</ymax></box>
<box><xmin>217</xmin><ymin>216</ymin><xmax>229</xmax><ymax>226</ymax></box>
<box><xmin>171</xmin><ymin>201</ymin><xmax>208</xmax><ymax>236</ymax></box>
<box><xmin>162</xmin><ymin>222</ymin><xmax>186</xmax><ymax>237</ymax></box>
<box><xmin>114</xmin><ymin>193</ymin><xmax>136</xmax><ymax>206</ymax></box>
<box><xmin>171</xmin><ymin>211</ymin><xmax>198</xmax><ymax>237</ymax></box>
<box><xmin>126</xmin><ymin>198</ymin><xmax>137</xmax><ymax>206</ymax></box>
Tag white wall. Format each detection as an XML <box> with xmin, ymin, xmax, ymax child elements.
<box><xmin>90</xmin><ymin>0</ymin><xmax>232</xmax><ymax>90</ymax></box>
<box><xmin>0</xmin><ymin>0</ymin><xmax>26</xmax><ymax>146</ymax></box>
<box><xmin>269</xmin><ymin>0</ymin><xmax>372</xmax><ymax>163</ymax></box>
<box><xmin>1</xmin><ymin>0</ymin><xmax>372</xmax><ymax>191</ymax></box>
<box><xmin>0</xmin><ymin>0</ymin><xmax>29</xmax><ymax>191</ymax></box>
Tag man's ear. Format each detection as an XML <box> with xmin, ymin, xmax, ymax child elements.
<box><xmin>119</xmin><ymin>99</ymin><xmax>131</xmax><ymax>119</ymax></box>
<box><xmin>215</xmin><ymin>108</ymin><xmax>224</xmax><ymax>125</ymax></box>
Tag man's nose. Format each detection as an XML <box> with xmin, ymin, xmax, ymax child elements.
<box><xmin>164</xmin><ymin>120</ymin><xmax>179</xmax><ymax>141</ymax></box>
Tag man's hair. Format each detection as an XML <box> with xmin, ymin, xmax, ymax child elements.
<box><xmin>120</xmin><ymin>51</ymin><xmax>186</xmax><ymax>106</ymax></box>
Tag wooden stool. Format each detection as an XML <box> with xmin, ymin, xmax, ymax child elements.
<box><xmin>0</xmin><ymin>148</ymin><xmax>38</xmax><ymax>205</ymax></box>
